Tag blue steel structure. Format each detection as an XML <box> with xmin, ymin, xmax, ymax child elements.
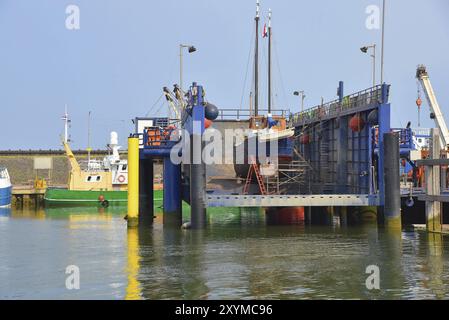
<box><xmin>290</xmin><ymin>82</ymin><xmax>391</xmax><ymax>206</ymax></box>
<box><xmin>136</xmin><ymin>82</ymin><xmax>206</xmax><ymax>227</ymax></box>
<box><xmin>134</xmin><ymin>81</ymin><xmax>397</xmax><ymax>227</ymax></box>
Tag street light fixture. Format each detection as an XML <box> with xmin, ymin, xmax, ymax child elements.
<box><xmin>179</xmin><ymin>44</ymin><xmax>197</xmax><ymax>91</ymax></box>
<box><xmin>293</xmin><ymin>90</ymin><xmax>306</xmax><ymax>112</ymax></box>
<box><xmin>360</xmin><ymin>44</ymin><xmax>376</xmax><ymax>88</ymax></box>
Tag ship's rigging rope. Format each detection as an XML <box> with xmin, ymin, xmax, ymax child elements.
<box><xmin>146</xmin><ymin>93</ymin><xmax>164</xmax><ymax>117</ymax></box>
<box><xmin>239</xmin><ymin>24</ymin><xmax>256</xmax><ymax>111</ymax></box>
<box><xmin>273</xmin><ymin>38</ymin><xmax>289</xmax><ymax>113</ymax></box>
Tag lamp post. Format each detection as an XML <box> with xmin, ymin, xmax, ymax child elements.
<box><xmin>179</xmin><ymin>44</ymin><xmax>197</xmax><ymax>91</ymax></box>
<box><xmin>360</xmin><ymin>44</ymin><xmax>376</xmax><ymax>88</ymax></box>
<box><xmin>293</xmin><ymin>90</ymin><xmax>306</xmax><ymax>113</ymax></box>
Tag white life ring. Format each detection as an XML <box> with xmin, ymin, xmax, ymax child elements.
<box><xmin>117</xmin><ymin>175</ymin><xmax>126</xmax><ymax>183</ymax></box>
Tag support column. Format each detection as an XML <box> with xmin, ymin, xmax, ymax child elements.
<box><xmin>139</xmin><ymin>159</ymin><xmax>154</xmax><ymax>225</ymax></box>
<box><xmin>305</xmin><ymin>206</ymin><xmax>312</xmax><ymax>225</ymax></box>
<box><xmin>189</xmin><ymin>84</ymin><xmax>207</xmax><ymax>229</ymax></box>
<box><xmin>127</xmin><ymin>137</ymin><xmax>140</xmax><ymax>228</ymax></box>
<box><xmin>339</xmin><ymin>207</ymin><xmax>348</xmax><ymax>227</ymax></box>
<box><xmin>426</xmin><ymin>128</ymin><xmax>442</xmax><ymax>233</ymax></box>
<box><xmin>326</xmin><ymin>207</ymin><xmax>334</xmax><ymax>226</ymax></box>
<box><xmin>383</xmin><ymin>132</ymin><xmax>401</xmax><ymax>229</ymax></box>
<box><xmin>190</xmin><ymin>139</ymin><xmax>206</xmax><ymax>229</ymax></box>
<box><xmin>377</xmin><ymin>85</ymin><xmax>391</xmax><ymax>225</ymax></box>
<box><xmin>337</xmin><ymin>116</ymin><xmax>348</xmax><ymax>193</ymax></box>
<box><xmin>163</xmin><ymin>157</ymin><xmax>182</xmax><ymax>226</ymax></box>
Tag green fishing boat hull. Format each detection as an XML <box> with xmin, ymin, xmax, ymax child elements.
<box><xmin>44</xmin><ymin>188</ymin><xmax>163</xmax><ymax>207</ymax></box>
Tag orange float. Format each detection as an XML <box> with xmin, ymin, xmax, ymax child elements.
<box><xmin>205</xmin><ymin>118</ymin><xmax>213</xmax><ymax>129</ymax></box>
<box><xmin>349</xmin><ymin>114</ymin><xmax>365</xmax><ymax>132</ymax></box>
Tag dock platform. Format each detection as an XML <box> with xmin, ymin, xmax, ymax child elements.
<box><xmin>12</xmin><ymin>186</ymin><xmax>46</xmax><ymax>206</ymax></box>
<box><xmin>206</xmin><ymin>194</ymin><xmax>379</xmax><ymax>207</ymax></box>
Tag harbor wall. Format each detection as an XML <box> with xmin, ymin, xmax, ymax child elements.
<box><xmin>0</xmin><ymin>150</ymin><xmax>163</xmax><ymax>186</ymax></box>
<box><xmin>0</xmin><ymin>120</ymin><xmax>245</xmax><ymax>187</ymax></box>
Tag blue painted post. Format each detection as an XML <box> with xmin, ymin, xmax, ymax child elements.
<box><xmin>377</xmin><ymin>84</ymin><xmax>391</xmax><ymax>225</ymax></box>
<box><xmin>337</xmin><ymin>116</ymin><xmax>348</xmax><ymax>193</ymax></box>
<box><xmin>163</xmin><ymin>157</ymin><xmax>182</xmax><ymax>226</ymax></box>
<box><xmin>337</xmin><ymin>81</ymin><xmax>347</xmax><ymax>193</ymax></box>
<box><xmin>189</xmin><ymin>84</ymin><xmax>207</xmax><ymax>229</ymax></box>
<box><xmin>377</xmin><ymin>84</ymin><xmax>391</xmax><ymax>207</ymax></box>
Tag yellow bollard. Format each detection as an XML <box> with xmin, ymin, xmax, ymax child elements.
<box><xmin>127</xmin><ymin>137</ymin><xmax>139</xmax><ymax>227</ymax></box>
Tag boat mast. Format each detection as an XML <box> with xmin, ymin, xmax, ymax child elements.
<box><xmin>268</xmin><ymin>8</ymin><xmax>272</xmax><ymax>113</ymax></box>
<box><xmin>254</xmin><ymin>0</ymin><xmax>260</xmax><ymax>117</ymax></box>
<box><xmin>62</xmin><ymin>105</ymin><xmax>69</xmax><ymax>144</ymax></box>
<box><xmin>87</xmin><ymin>111</ymin><xmax>92</xmax><ymax>164</ymax></box>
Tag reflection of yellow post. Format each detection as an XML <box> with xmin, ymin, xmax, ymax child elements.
<box><xmin>127</xmin><ymin>137</ymin><xmax>139</xmax><ymax>228</ymax></box>
<box><xmin>427</xmin><ymin>233</ymin><xmax>444</xmax><ymax>298</ymax></box>
<box><xmin>125</xmin><ymin>228</ymin><xmax>141</xmax><ymax>300</ymax></box>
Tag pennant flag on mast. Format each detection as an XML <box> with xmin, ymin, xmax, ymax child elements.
<box><xmin>262</xmin><ymin>23</ymin><xmax>268</xmax><ymax>38</ymax></box>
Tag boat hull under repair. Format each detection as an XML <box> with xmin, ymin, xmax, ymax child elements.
<box><xmin>44</xmin><ymin>188</ymin><xmax>163</xmax><ymax>207</ymax></box>
<box><xmin>233</xmin><ymin>129</ymin><xmax>294</xmax><ymax>178</ymax></box>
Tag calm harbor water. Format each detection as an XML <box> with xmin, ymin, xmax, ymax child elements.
<box><xmin>0</xmin><ymin>206</ymin><xmax>448</xmax><ymax>300</ymax></box>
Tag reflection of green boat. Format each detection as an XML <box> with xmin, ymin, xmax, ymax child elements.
<box><xmin>44</xmin><ymin>188</ymin><xmax>163</xmax><ymax>207</ymax></box>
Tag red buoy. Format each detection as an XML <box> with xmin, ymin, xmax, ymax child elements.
<box><xmin>349</xmin><ymin>114</ymin><xmax>365</xmax><ymax>132</ymax></box>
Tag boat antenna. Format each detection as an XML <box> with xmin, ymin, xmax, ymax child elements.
<box><xmin>268</xmin><ymin>8</ymin><xmax>272</xmax><ymax>113</ymax></box>
<box><xmin>254</xmin><ymin>0</ymin><xmax>260</xmax><ymax>117</ymax></box>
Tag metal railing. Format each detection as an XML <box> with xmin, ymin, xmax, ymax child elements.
<box><xmin>412</xmin><ymin>128</ymin><xmax>431</xmax><ymax>137</ymax></box>
<box><xmin>290</xmin><ymin>85</ymin><xmax>386</xmax><ymax>126</ymax></box>
<box><xmin>216</xmin><ymin>108</ymin><xmax>290</xmax><ymax>121</ymax></box>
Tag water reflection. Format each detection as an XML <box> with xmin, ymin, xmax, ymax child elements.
<box><xmin>125</xmin><ymin>228</ymin><xmax>141</xmax><ymax>300</ymax></box>
<box><xmin>0</xmin><ymin>207</ymin><xmax>11</xmax><ymax>217</ymax></box>
<box><xmin>425</xmin><ymin>233</ymin><xmax>445</xmax><ymax>299</ymax></box>
<box><xmin>2</xmin><ymin>206</ymin><xmax>449</xmax><ymax>299</ymax></box>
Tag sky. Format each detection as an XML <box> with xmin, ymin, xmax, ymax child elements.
<box><xmin>0</xmin><ymin>0</ymin><xmax>448</xmax><ymax>150</ymax></box>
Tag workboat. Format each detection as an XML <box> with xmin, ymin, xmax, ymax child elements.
<box><xmin>44</xmin><ymin>110</ymin><xmax>131</xmax><ymax>206</ymax></box>
<box><xmin>44</xmin><ymin>131</ymin><xmax>130</xmax><ymax>207</ymax></box>
<box><xmin>233</xmin><ymin>1</ymin><xmax>294</xmax><ymax>179</ymax></box>
<box><xmin>0</xmin><ymin>167</ymin><xmax>12</xmax><ymax>207</ymax></box>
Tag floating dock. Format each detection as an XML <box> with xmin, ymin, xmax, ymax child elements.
<box><xmin>126</xmin><ymin>81</ymin><xmax>408</xmax><ymax>230</ymax></box>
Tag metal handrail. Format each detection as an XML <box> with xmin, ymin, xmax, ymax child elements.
<box><xmin>290</xmin><ymin>85</ymin><xmax>386</xmax><ymax>126</ymax></box>
<box><xmin>216</xmin><ymin>108</ymin><xmax>290</xmax><ymax>121</ymax></box>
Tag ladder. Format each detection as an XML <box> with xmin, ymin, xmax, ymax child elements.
<box><xmin>243</xmin><ymin>163</ymin><xmax>267</xmax><ymax>195</ymax></box>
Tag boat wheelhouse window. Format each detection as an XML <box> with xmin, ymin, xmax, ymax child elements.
<box><xmin>122</xmin><ymin>165</ymin><xmax>127</xmax><ymax>171</ymax></box>
<box><xmin>86</xmin><ymin>175</ymin><xmax>101</xmax><ymax>182</ymax></box>
<box><xmin>418</xmin><ymin>138</ymin><xmax>422</xmax><ymax>143</ymax></box>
